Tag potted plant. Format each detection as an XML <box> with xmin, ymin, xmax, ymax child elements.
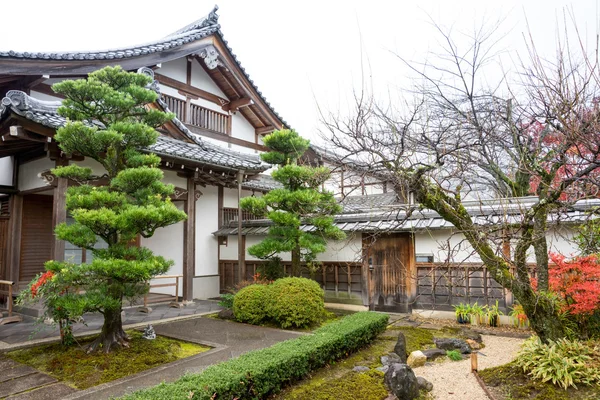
<box><xmin>509</xmin><ymin>303</ymin><xmax>529</xmax><ymax>329</ymax></box>
<box><xmin>454</xmin><ymin>303</ymin><xmax>471</xmax><ymax>324</ymax></box>
<box><xmin>486</xmin><ymin>300</ymin><xmax>504</xmax><ymax>327</ymax></box>
<box><xmin>469</xmin><ymin>302</ymin><xmax>487</xmax><ymax>326</ymax></box>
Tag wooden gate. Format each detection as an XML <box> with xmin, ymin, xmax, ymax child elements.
<box><xmin>19</xmin><ymin>195</ymin><xmax>53</xmax><ymax>283</ymax></box>
<box><xmin>365</xmin><ymin>233</ymin><xmax>412</xmax><ymax>313</ymax></box>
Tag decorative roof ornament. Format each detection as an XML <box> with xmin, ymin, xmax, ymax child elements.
<box><xmin>166</xmin><ymin>5</ymin><xmax>220</xmax><ymax>37</ymax></box>
<box><xmin>198</xmin><ymin>45</ymin><xmax>221</xmax><ymax>70</ymax></box>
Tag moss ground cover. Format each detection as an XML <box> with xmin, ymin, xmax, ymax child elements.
<box><xmin>480</xmin><ymin>362</ymin><xmax>600</xmax><ymax>400</ymax></box>
<box><xmin>6</xmin><ymin>330</ymin><xmax>209</xmax><ymax>389</ymax></box>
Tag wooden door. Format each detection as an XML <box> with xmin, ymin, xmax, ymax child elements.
<box><xmin>19</xmin><ymin>194</ymin><xmax>53</xmax><ymax>282</ymax></box>
<box><xmin>366</xmin><ymin>233</ymin><xmax>412</xmax><ymax>313</ymax></box>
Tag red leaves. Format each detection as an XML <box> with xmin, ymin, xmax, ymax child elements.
<box><xmin>549</xmin><ymin>253</ymin><xmax>600</xmax><ymax>315</ymax></box>
<box><xmin>30</xmin><ymin>271</ymin><xmax>54</xmax><ymax>298</ymax></box>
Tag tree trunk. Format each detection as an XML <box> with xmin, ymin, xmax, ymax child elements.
<box><xmin>87</xmin><ymin>307</ymin><xmax>129</xmax><ymax>353</ymax></box>
<box><xmin>514</xmin><ymin>286</ymin><xmax>568</xmax><ymax>342</ymax></box>
<box><xmin>291</xmin><ymin>245</ymin><xmax>301</xmax><ymax>277</ymax></box>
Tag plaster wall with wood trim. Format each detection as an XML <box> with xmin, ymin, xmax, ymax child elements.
<box><xmin>194</xmin><ymin>184</ymin><xmax>220</xmax><ymax>298</ymax></box>
<box><xmin>17</xmin><ymin>157</ymin><xmax>55</xmax><ymax>192</ymax></box>
<box><xmin>0</xmin><ymin>156</ymin><xmax>13</xmax><ymax>185</ymax></box>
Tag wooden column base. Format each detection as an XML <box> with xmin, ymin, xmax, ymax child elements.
<box><xmin>0</xmin><ymin>315</ymin><xmax>22</xmax><ymax>325</ymax></box>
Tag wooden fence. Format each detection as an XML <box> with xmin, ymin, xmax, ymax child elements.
<box><xmin>218</xmin><ymin>260</ymin><xmax>363</xmax><ymax>297</ymax></box>
<box><xmin>414</xmin><ymin>263</ymin><xmax>510</xmax><ymax>311</ymax></box>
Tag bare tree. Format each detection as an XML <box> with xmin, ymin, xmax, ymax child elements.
<box><xmin>320</xmin><ymin>17</ymin><xmax>600</xmax><ymax>342</ymax></box>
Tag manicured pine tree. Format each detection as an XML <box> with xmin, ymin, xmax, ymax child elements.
<box><xmin>42</xmin><ymin>66</ymin><xmax>186</xmax><ymax>352</ymax></box>
<box><xmin>241</xmin><ymin>130</ymin><xmax>346</xmax><ymax>276</ymax></box>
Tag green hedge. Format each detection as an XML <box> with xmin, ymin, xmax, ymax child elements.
<box><xmin>266</xmin><ymin>277</ymin><xmax>325</xmax><ymax>328</ymax></box>
<box><xmin>233</xmin><ymin>284</ymin><xmax>270</xmax><ymax>325</ymax></box>
<box><xmin>120</xmin><ymin>312</ymin><xmax>389</xmax><ymax>400</ymax></box>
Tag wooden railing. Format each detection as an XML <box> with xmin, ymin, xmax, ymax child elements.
<box><xmin>0</xmin><ymin>280</ymin><xmax>22</xmax><ymax>325</ymax></box>
<box><xmin>220</xmin><ymin>207</ymin><xmax>260</xmax><ymax>228</ymax></box>
<box><xmin>162</xmin><ymin>93</ymin><xmax>230</xmax><ymax>136</ymax></box>
<box><xmin>138</xmin><ymin>274</ymin><xmax>183</xmax><ymax>313</ymax></box>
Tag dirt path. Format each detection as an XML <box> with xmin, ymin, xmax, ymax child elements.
<box><xmin>415</xmin><ymin>335</ymin><xmax>524</xmax><ymax>400</ymax></box>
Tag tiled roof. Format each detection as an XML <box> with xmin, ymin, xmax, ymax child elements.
<box><xmin>339</xmin><ymin>193</ymin><xmax>399</xmax><ymax>214</ymax></box>
<box><xmin>242</xmin><ymin>174</ymin><xmax>282</xmax><ymax>192</ymax></box>
<box><xmin>0</xmin><ymin>6</ymin><xmax>290</xmax><ymax>130</ymax></box>
<box><xmin>212</xmin><ymin>196</ymin><xmax>600</xmax><ymax>236</ymax></box>
<box><xmin>0</xmin><ymin>89</ymin><xmax>268</xmax><ymax>172</ymax></box>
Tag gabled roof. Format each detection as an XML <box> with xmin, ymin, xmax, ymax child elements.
<box><xmin>0</xmin><ymin>6</ymin><xmax>289</xmax><ymax>132</ymax></box>
<box><xmin>0</xmin><ymin>89</ymin><xmax>267</xmax><ymax>172</ymax></box>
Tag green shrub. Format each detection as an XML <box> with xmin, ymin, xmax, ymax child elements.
<box><xmin>446</xmin><ymin>350</ymin><xmax>462</xmax><ymax>361</ymax></box>
<box><xmin>233</xmin><ymin>284</ymin><xmax>270</xmax><ymax>325</ymax></box>
<box><xmin>218</xmin><ymin>293</ymin><xmax>234</xmax><ymax>309</ymax></box>
<box><xmin>267</xmin><ymin>277</ymin><xmax>325</xmax><ymax>328</ymax></box>
<box><xmin>119</xmin><ymin>312</ymin><xmax>389</xmax><ymax>400</ymax></box>
<box><xmin>515</xmin><ymin>337</ymin><xmax>600</xmax><ymax>389</ymax></box>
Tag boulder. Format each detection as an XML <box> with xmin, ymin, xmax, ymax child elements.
<box><xmin>421</xmin><ymin>348</ymin><xmax>447</xmax><ymax>361</ymax></box>
<box><xmin>353</xmin><ymin>366</ymin><xmax>370</xmax><ymax>372</ymax></box>
<box><xmin>377</xmin><ymin>365</ymin><xmax>390</xmax><ymax>373</ymax></box>
<box><xmin>407</xmin><ymin>350</ymin><xmax>427</xmax><ymax>368</ymax></box>
<box><xmin>434</xmin><ymin>338</ymin><xmax>472</xmax><ymax>354</ymax></box>
<box><xmin>218</xmin><ymin>309</ymin><xmax>235</xmax><ymax>320</ymax></box>
<box><xmin>466</xmin><ymin>338</ymin><xmax>482</xmax><ymax>350</ymax></box>
<box><xmin>393</xmin><ymin>332</ymin><xmax>408</xmax><ymax>363</ymax></box>
<box><xmin>381</xmin><ymin>353</ymin><xmax>402</xmax><ymax>366</ymax></box>
<box><xmin>417</xmin><ymin>376</ymin><xmax>433</xmax><ymax>392</ymax></box>
<box><xmin>384</xmin><ymin>363</ymin><xmax>420</xmax><ymax>400</ymax></box>
<box><xmin>461</xmin><ymin>328</ymin><xmax>483</xmax><ymax>343</ymax></box>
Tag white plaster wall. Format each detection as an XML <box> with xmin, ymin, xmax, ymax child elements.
<box><xmin>193</xmin><ymin>276</ymin><xmax>220</xmax><ymax>299</ymax></box>
<box><xmin>191</xmin><ymin>60</ymin><xmax>227</xmax><ymax>98</ymax></box>
<box><xmin>415</xmin><ymin>230</ymin><xmax>481</xmax><ymax>263</ymax></box>
<box><xmin>18</xmin><ymin>157</ymin><xmax>55</xmax><ymax>191</ymax></box>
<box><xmin>142</xmin><ymin>202</ymin><xmax>184</xmax><ymax>296</ymax></box>
<box><xmin>159</xmin><ymin>59</ymin><xmax>187</xmax><ymax>83</ymax></box>
<box><xmin>231</xmin><ymin>112</ymin><xmax>256</xmax><ymax>143</ymax></box>
<box><xmin>0</xmin><ymin>157</ymin><xmax>14</xmax><ymax>185</ymax></box>
<box><xmin>222</xmin><ymin>187</ymin><xmax>255</xmax><ymax>208</ymax></box>
<box><xmin>29</xmin><ymin>90</ymin><xmax>62</xmax><ymax>102</ymax></box>
<box><xmin>195</xmin><ymin>185</ymin><xmax>219</xmax><ymax>277</ymax></box>
<box><xmin>74</xmin><ymin>158</ymin><xmax>106</xmax><ymax>176</ymax></box>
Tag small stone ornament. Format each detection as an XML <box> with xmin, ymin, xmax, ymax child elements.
<box><xmin>142</xmin><ymin>324</ymin><xmax>156</xmax><ymax>340</ymax></box>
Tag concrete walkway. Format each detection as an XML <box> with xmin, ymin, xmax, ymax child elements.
<box><xmin>0</xmin><ymin>315</ymin><xmax>302</xmax><ymax>400</ymax></box>
<box><xmin>0</xmin><ymin>300</ymin><xmax>222</xmax><ymax>350</ymax></box>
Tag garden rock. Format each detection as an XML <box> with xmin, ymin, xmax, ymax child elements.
<box><xmin>384</xmin><ymin>363</ymin><xmax>420</xmax><ymax>400</ymax></box>
<box><xmin>466</xmin><ymin>338</ymin><xmax>482</xmax><ymax>350</ymax></box>
<box><xmin>218</xmin><ymin>309</ymin><xmax>235</xmax><ymax>320</ymax></box>
<box><xmin>377</xmin><ymin>365</ymin><xmax>390</xmax><ymax>373</ymax></box>
<box><xmin>407</xmin><ymin>350</ymin><xmax>427</xmax><ymax>368</ymax></box>
<box><xmin>460</xmin><ymin>328</ymin><xmax>483</xmax><ymax>343</ymax></box>
<box><xmin>353</xmin><ymin>366</ymin><xmax>370</xmax><ymax>372</ymax></box>
<box><xmin>421</xmin><ymin>348</ymin><xmax>447</xmax><ymax>361</ymax></box>
<box><xmin>393</xmin><ymin>332</ymin><xmax>408</xmax><ymax>362</ymax></box>
<box><xmin>381</xmin><ymin>353</ymin><xmax>402</xmax><ymax>366</ymax></box>
<box><xmin>434</xmin><ymin>338</ymin><xmax>471</xmax><ymax>354</ymax></box>
<box><xmin>417</xmin><ymin>376</ymin><xmax>433</xmax><ymax>392</ymax></box>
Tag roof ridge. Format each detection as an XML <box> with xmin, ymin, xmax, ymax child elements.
<box><xmin>165</xmin><ymin>5</ymin><xmax>220</xmax><ymax>38</ymax></box>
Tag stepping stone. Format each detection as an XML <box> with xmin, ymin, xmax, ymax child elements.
<box><xmin>6</xmin><ymin>383</ymin><xmax>77</xmax><ymax>400</ymax></box>
<box><xmin>0</xmin><ymin>373</ymin><xmax>57</xmax><ymax>398</ymax></box>
<box><xmin>0</xmin><ymin>365</ymin><xmax>37</xmax><ymax>383</ymax></box>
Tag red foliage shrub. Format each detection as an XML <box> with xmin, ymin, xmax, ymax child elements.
<box><xmin>549</xmin><ymin>253</ymin><xmax>600</xmax><ymax>315</ymax></box>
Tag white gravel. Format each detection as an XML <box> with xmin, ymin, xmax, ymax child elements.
<box><xmin>415</xmin><ymin>335</ymin><xmax>525</xmax><ymax>400</ymax></box>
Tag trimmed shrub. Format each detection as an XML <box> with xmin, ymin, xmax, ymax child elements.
<box><xmin>120</xmin><ymin>312</ymin><xmax>389</xmax><ymax>400</ymax></box>
<box><xmin>515</xmin><ymin>337</ymin><xmax>600</xmax><ymax>389</ymax></box>
<box><xmin>267</xmin><ymin>277</ymin><xmax>325</xmax><ymax>328</ymax></box>
<box><xmin>233</xmin><ymin>284</ymin><xmax>270</xmax><ymax>325</ymax></box>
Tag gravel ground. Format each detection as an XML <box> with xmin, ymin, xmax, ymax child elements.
<box><xmin>415</xmin><ymin>335</ymin><xmax>525</xmax><ymax>400</ymax></box>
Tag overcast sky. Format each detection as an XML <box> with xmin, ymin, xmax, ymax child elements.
<box><xmin>1</xmin><ymin>1</ymin><xmax>598</xmax><ymax>142</ymax></box>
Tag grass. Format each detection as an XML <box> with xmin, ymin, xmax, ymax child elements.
<box><xmin>6</xmin><ymin>330</ymin><xmax>210</xmax><ymax>390</ymax></box>
<box><xmin>479</xmin><ymin>362</ymin><xmax>600</xmax><ymax>400</ymax></box>
<box><xmin>446</xmin><ymin>350</ymin><xmax>462</xmax><ymax>361</ymax></box>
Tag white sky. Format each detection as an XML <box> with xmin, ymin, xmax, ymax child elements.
<box><xmin>1</xmin><ymin>1</ymin><xmax>598</xmax><ymax>142</ymax></box>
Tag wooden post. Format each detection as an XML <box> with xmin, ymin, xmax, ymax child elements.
<box><xmin>470</xmin><ymin>352</ymin><xmax>478</xmax><ymax>372</ymax></box>
<box><xmin>183</xmin><ymin>176</ymin><xmax>196</xmax><ymax>302</ymax></box>
<box><xmin>6</xmin><ymin>195</ymin><xmax>23</xmax><ymax>283</ymax></box>
<box><xmin>0</xmin><ymin>281</ymin><xmax>22</xmax><ymax>325</ymax></box>
<box><xmin>237</xmin><ymin>170</ymin><xmax>245</xmax><ymax>282</ymax></box>
<box><xmin>51</xmin><ymin>176</ymin><xmax>68</xmax><ymax>261</ymax></box>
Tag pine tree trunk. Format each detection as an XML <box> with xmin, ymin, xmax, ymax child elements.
<box><xmin>291</xmin><ymin>246</ymin><xmax>301</xmax><ymax>277</ymax></box>
<box><xmin>87</xmin><ymin>306</ymin><xmax>129</xmax><ymax>353</ymax></box>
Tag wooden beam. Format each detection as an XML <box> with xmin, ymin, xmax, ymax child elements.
<box><xmin>255</xmin><ymin>126</ymin><xmax>275</xmax><ymax>135</ymax></box>
<box><xmin>4</xmin><ymin>126</ymin><xmax>49</xmax><ymax>143</ymax></box>
<box><xmin>6</xmin><ymin>195</ymin><xmax>23</xmax><ymax>283</ymax></box>
<box><xmin>154</xmin><ymin>73</ymin><xmax>229</xmax><ymax>107</ymax></box>
<box><xmin>183</xmin><ymin>176</ymin><xmax>196</xmax><ymax>301</ymax></box>
<box><xmin>237</xmin><ymin>170</ymin><xmax>245</xmax><ymax>283</ymax></box>
<box><xmin>185</xmin><ymin>123</ymin><xmax>267</xmax><ymax>151</ymax></box>
<box><xmin>222</xmin><ymin>97</ymin><xmax>253</xmax><ymax>113</ymax></box>
<box><xmin>50</xmin><ymin>158</ymin><xmax>68</xmax><ymax>261</ymax></box>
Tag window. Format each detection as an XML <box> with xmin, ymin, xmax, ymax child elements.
<box><xmin>415</xmin><ymin>254</ymin><xmax>434</xmax><ymax>263</ymax></box>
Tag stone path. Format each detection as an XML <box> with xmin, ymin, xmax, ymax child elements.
<box><xmin>0</xmin><ymin>300</ymin><xmax>221</xmax><ymax>348</ymax></box>
<box><xmin>416</xmin><ymin>334</ymin><xmax>525</xmax><ymax>400</ymax></box>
